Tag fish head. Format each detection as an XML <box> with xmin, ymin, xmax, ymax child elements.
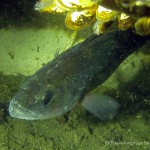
<box><xmin>9</xmin><ymin>74</ymin><xmax>81</xmax><ymax>120</ymax></box>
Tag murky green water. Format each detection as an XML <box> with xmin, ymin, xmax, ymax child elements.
<box><xmin>0</xmin><ymin>0</ymin><xmax>149</xmax><ymax>149</ymax></box>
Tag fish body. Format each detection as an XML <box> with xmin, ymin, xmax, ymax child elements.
<box><xmin>9</xmin><ymin>29</ymin><xmax>149</xmax><ymax>120</ymax></box>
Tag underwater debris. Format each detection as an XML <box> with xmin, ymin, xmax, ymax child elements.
<box><xmin>35</xmin><ymin>0</ymin><xmax>150</xmax><ymax>35</ymax></box>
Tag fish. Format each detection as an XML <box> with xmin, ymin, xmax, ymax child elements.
<box><xmin>9</xmin><ymin>29</ymin><xmax>149</xmax><ymax>120</ymax></box>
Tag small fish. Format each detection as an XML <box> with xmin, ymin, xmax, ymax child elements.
<box><xmin>9</xmin><ymin>29</ymin><xmax>149</xmax><ymax>120</ymax></box>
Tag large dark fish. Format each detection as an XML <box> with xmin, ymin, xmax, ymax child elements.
<box><xmin>9</xmin><ymin>29</ymin><xmax>149</xmax><ymax>120</ymax></box>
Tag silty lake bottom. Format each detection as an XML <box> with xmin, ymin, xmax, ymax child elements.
<box><xmin>0</xmin><ymin>0</ymin><xmax>150</xmax><ymax>149</ymax></box>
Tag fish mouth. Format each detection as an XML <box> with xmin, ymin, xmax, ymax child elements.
<box><xmin>9</xmin><ymin>100</ymin><xmax>42</xmax><ymax>120</ymax></box>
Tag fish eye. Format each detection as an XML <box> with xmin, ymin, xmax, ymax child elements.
<box><xmin>43</xmin><ymin>90</ymin><xmax>53</xmax><ymax>106</ymax></box>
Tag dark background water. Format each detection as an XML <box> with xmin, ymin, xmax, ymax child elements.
<box><xmin>0</xmin><ymin>0</ymin><xmax>37</xmax><ymax>28</ymax></box>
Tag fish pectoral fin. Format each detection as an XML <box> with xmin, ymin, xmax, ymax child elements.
<box><xmin>81</xmin><ymin>95</ymin><xmax>120</xmax><ymax>121</ymax></box>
